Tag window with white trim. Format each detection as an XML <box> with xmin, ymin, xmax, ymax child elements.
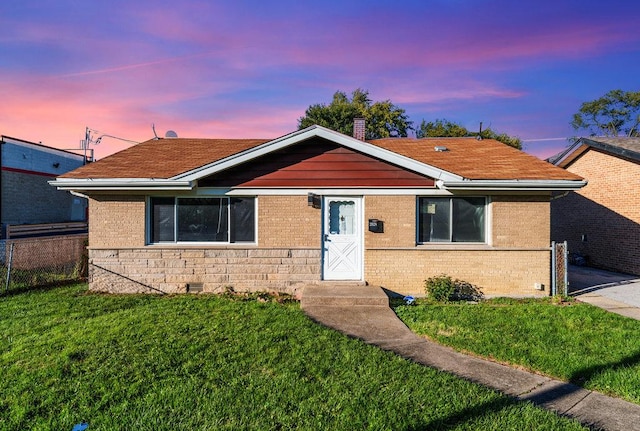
<box><xmin>417</xmin><ymin>197</ymin><xmax>486</xmax><ymax>243</ymax></box>
<box><xmin>150</xmin><ymin>197</ymin><xmax>255</xmax><ymax>243</ymax></box>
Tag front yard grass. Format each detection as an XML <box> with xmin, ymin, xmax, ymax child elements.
<box><xmin>0</xmin><ymin>285</ymin><xmax>586</xmax><ymax>431</ymax></box>
<box><xmin>394</xmin><ymin>297</ymin><xmax>640</xmax><ymax>404</ymax></box>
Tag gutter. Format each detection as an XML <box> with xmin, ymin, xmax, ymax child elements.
<box><xmin>437</xmin><ymin>179</ymin><xmax>587</xmax><ymax>191</ymax></box>
<box><xmin>49</xmin><ymin>178</ymin><xmax>195</xmax><ymax>191</ymax></box>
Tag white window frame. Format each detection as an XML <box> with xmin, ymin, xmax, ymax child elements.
<box><xmin>416</xmin><ymin>196</ymin><xmax>488</xmax><ymax>244</ymax></box>
<box><xmin>147</xmin><ymin>196</ymin><xmax>257</xmax><ymax>245</ymax></box>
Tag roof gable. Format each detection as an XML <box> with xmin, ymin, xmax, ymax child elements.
<box><xmin>199</xmin><ymin>137</ymin><xmax>435</xmax><ymax>188</ymax></box>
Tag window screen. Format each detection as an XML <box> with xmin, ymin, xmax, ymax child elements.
<box><xmin>418</xmin><ymin>197</ymin><xmax>485</xmax><ymax>243</ymax></box>
<box><xmin>149</xmin><ymin>197</ymin><xmax>255</xmax><ymax>243</ymax></box>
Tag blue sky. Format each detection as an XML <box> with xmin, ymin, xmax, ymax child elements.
<box><xmin>1</xmin><ymin>0</ymin><xmax>638</xmax><ymax>159</ymax></box>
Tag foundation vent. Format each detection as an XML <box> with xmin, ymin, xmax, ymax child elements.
<box><xmin>187</xmin><ymin>283</ymin><xmax>203</xmax><ymax>293</ymax></box>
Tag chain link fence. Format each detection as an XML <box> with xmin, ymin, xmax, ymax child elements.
<box><xmin>551</xmin><ymin>240</ymin><xmax>568</xmax><ymax>296</ymax></box>
<box><xmin>1</xmin><ymin>235</ymin><xmax>88</xmax><ymax>294</ymax></box>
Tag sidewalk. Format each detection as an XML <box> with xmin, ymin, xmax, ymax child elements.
<box><xmin>302</xmin><ymin>285</ymin><xmax>640</xmax><ymax>431</ymax></box>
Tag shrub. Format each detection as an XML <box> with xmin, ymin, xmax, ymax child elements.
<box><xmin>424</xmin><ymin>275</ymin><xmax>483</xmax><ymax>302</ymax></box>
<box><xmin>425</xmin><ymin>275</ymin><xmax>456</xmax><ymax>302</ymax></box>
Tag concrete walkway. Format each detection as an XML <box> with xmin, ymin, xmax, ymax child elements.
<box><xmin>301</xmin><ymin>284</ymin><xmax>640</xmax><ymax>431</ymax></box>
<box><xmin>569</xmin><ymin>265</ymin><xmax>640</xmax><ymax>320</ymax></box>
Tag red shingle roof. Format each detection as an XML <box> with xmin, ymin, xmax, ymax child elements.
<box><xmin>60</xmin><ymin>134</ymin><xmax>582</xmax><ymax>182</ymax></box>
<box><xmin>61</xmin><ymin>138</ymin><xmax>269</xmax><ymax>179</ymax></box>
<box><xmin>371</xmin><ymin>137</ymin><xmax>583</xmax><ymax>180</ymax></box>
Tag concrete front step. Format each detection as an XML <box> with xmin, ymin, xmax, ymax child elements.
<box><xmin>300</xmin><ymin>284</ymin><xmax>389</xmax><ymax>308</ymax></box>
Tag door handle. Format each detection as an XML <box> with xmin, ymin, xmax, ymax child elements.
<box><xmin>324</xmin><ymin>234</ymin><xmax>330</xmax><ymax>242</ymax></box>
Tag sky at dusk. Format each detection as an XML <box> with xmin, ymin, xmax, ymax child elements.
<box><xmin>1</xmin><ymin>0</ymin><xmax>639</xmax><ymax>160</ymax></box>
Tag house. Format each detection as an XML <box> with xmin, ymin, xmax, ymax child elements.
<box><xmin>1</xmin><ymin>135</ymin><xmax>88</xmax><ymax>239</ymax></box>
<box><xmin>551</xmin><ymin>137</ymin><xmax>640</xmax><ymax>275</ymax></box>
<box><xmin>50</xmin><ymin>124</ymin><xmax>585</xmax><ymax>296</ymax></box>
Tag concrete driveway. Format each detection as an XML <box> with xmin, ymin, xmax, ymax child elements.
<box><xmin>568</xmin><ymin>265</ymin><xmax>640</xmax><ymax>319</ymax></box>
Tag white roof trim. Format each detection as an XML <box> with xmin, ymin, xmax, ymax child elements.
<box><xmin>49</xmin><ymin>178</ymin><xmax>194</xmax><ymax>191</ymax></box>
<box><xmin>225</xmin><ymin>187</ymin><xmax>451</xmax><ymax>196</ymax></box>
<box><xmin>439</xmin><ymin>179</ymin><xmax>587</xmax><ymax>191</ymax></box>
<box><xmin>173</xmin><ymin>125</ymin><xmax>463</xmax><ymax>183</ymax></box>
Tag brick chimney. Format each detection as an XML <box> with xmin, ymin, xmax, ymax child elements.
<box><xmin>353</xmin><ymin>118</ymin><xmax>365</xmax><ymax>141</ymax></box>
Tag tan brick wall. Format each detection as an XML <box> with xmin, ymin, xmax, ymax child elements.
<box><xmin>258</xmin><ymin>195</ymin><xmax>321</xmax><ymax>248</ymax></box>
<box><xmin>363</xmin><ymin>194</ymin><xmax>551</xmax><ymax>296</ymax></box>
<box><xmin>85</xmin><ymin>192</ymin><xmax>553</xmax><ymax>297</ymax></box>
<box><xmin>365</xmin><ymin>195</ymin><xmax>415</xmax><ymax>247</ymax></box>
<box><xmin>492</xmin><ymin>195</ymin><xmax>550</xmax><ymax>248</ymax></box>
<box><xmin>365</xmin><ymin>249</ymin><xmax>550</xmax><ymax>297</ymax></box>
<box><xmin>89</xmin><ymin>247</ymin><xmax>320</xmax><ymax>295</ymax></box>
<box><xmin>552</xmin><ymin>149</ymin><xmax>640</xmax><ymax>274</ymax></box>
<box><xmin>88</xmin><ymin>195</ymin><xmax>146</xmax><ymax>248</ymax></box>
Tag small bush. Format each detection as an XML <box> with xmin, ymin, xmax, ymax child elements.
<box><xmin>424</xmin><ymin>275</ymin><xmax>483</xmax><ymax>302</ymax></box>
<box><xmin>425</xmin><ymin>275</ymin><xmax>456</xmax><ymax>302</ymax></box>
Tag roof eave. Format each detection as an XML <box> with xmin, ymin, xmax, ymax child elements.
<box><xmin>49</xmin><ymin>178</ymin><xmax>195</xmax><ymax>191</ymax></box>
<box><xmin>579</xmin><ymin>137</ymin><xmax>640</xmax><ymax>162</ymax></box>
<box><xmin>438</xmin><ymin>179</ymin><xmax>587</xmax><ymax>191</ymax></box>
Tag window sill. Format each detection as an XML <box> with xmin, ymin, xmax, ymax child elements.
<box><xmin>145</xmin><ymin>243</ymin><xmax>258</xmax><ymax>248</ymax></box>
<box><xmin>415</xmin><ymin>243</ymin><xmax>492</xmax><ymax>251</ymax></box>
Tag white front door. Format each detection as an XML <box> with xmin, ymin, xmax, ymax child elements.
<box><xmin>322</xmin><ymin>196</ymin><xmax>363</xmax><ymax>280</ymax></box>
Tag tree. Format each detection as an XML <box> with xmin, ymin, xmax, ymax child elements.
<box><xmin>416</xmin><ymin>119</ymin><xmax>522</xmax><ymax>150</ymax></box>
<box><xmin>571</xmin><ymin>89</ymin><xmax>640</xmax><ymax>137</ymax></box>
<box><xmin>416</xmin><ymin>119</ymin><xmax>469</xmax><ymax>138</ymax></box>
<box><xmin>298</xmin><ymin>89</ymin><xmax>412</xmax><ymax>139</ymax></box>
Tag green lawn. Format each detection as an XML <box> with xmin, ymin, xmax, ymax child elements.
<box><xmin>394</xmin><ymin>297</ymin><xmax>640</xmax><ymax>404</ymax></box>
<box><xmin>0</xmin><ymin>285</ymin><xmax>585</xmax><ymax>431</ymax></box>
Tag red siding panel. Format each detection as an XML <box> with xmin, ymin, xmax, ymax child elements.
<box><xmin>198</xmin><ymin>138</ymin><xmax>435</xmax><ymax>188</ymax></box>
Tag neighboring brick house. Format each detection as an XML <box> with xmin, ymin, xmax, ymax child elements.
<box><xmin>551</xmin><ymin>137</ymin><xmax>640</xmax><ymax>275</ymax></box>
<box><xmin>51</xmin><ymin>125</ymin><xmax>585</xmax><ymax>297</ymax></box>
<box><xmin>1</xmin><ymin>135</ymin><xmax>88</xmax><ymax>238</ymax></box>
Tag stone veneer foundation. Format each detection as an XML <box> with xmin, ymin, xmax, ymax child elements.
<box><xmin>89</xmin><ymin>247</ymin><xmax>321</xmax><ymax>295</ymax></box>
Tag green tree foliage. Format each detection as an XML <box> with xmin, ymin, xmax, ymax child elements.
<box><xmin>571</xmin><ymin>89</ymin><xmax>640</xmax><ymax>137</ymax></box>
<box><xmin>416</xmin><ymin>119</ymin><xmax>468</xmax><ymax>138</ymax></box>
<box><xmin>298</xmin><ymin>89</ymin><xmax>412</xmax><ymax>139</ymax></box>
<box><xmin>416</xmin><ymin>119</ymin><xmax>522</xmax><ymax>149</ymax></box>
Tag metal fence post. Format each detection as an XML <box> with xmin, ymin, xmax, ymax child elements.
<box><xmin>551</xmin><ymin>241</ymin><xmax>557</xmax><ymax>296</ymax></box>
<box><xmin>563</xmin><ymin>240</ymin><xmax>568</xmax><ymax>296</ymax></box>
<box><xmin>5</xmin><ymin>242</ymin><xmax>14</xmax><ymax>294</ymax></box>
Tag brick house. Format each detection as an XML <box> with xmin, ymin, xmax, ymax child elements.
<box><xmin>551</xmin><ymin>137</ymin><xmax>640</xmax><ymax>275</ymax></box>
<box><xmin>51</xmin><ymin>125</ymin><xmax>585</xmax><ymax>296</ymax></box>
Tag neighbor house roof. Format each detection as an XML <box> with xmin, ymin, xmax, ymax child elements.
<box><xmin>551</xmin><ymin>137</ymin><xmax>640</xmax><ymax>168</ymax></box>
<box><xmin>52</xmin><ymin>125</ymin><xmax>584</xmax><ymax>192</ymax></box>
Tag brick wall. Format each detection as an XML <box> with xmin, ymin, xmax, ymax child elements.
<box><xmin>89</xmin><ymin>247</ymin><xmax>320</xmax><ymax>295</ymax></box>
<box><xmin>1</xmin><ymin>170</ymin><xmax>76</xmax><ymax>226</ymax></box>
<box><xmin>492</xmin><ymin>195</ymin><xmax>550</xmax><ymax>248</ymax></box>
<box><xmin>86</xmin><ymin>192</ymin><xmax>552</xmax><ymax>296</ymax></box>
<box><xmin>258</xmin><ymin>196</ymin><xmax>321</xmax><ymax>248</ymax></box>
<box><xmin>364</xmin><ymin>195</ymin><xmax>551</xmax><ymax>296</ymax></box>
<box><xmin>552</xmin><ymin>149</ymin><xmax>640</xmax><ymax>275</ymax></box>
<box><xmin>365</xmin><ymin>249</ymin><xmax>549</xmax><ymax>296</ymax></box>
<box><xmin>365</xmin><ymin>195</ymin><xmax>416</xmax><ymax>247</ymax></box>
<box><xmin>89</xmin><ymin>195</ymin><xmax>146</xmax><ymax>248</ymax></box>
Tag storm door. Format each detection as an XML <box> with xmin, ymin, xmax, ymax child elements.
<box><xmin>322</xmin><ymin>197</ymin><xmax>363</xmax><ymax>280</ymax></box>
